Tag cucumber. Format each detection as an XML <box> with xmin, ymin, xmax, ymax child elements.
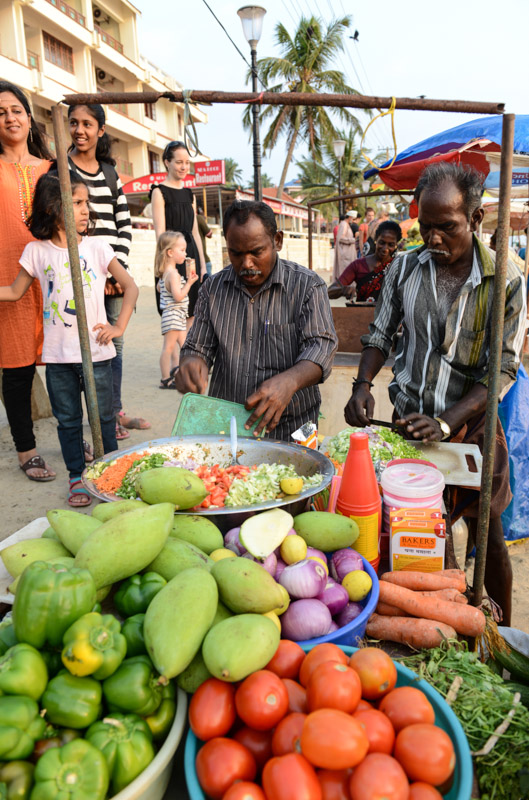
<box><xmin>489</xmin><ymin>638</ymin><xmax>529</xmax><ymax>684</ymax></box>
<box><xmin>485</xmin><ymin>656</ymin><xmax>504</xmax><ymax>677</ymax></box>
<box><xmin>503</xmin><ymin>681</ymin><xmax>529</xmax><ymax>708</ymax></box>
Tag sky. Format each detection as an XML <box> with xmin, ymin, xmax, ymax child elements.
<box><xmin>135</xmin><ymin>0</ymin><xmax>527</xmax><ymax>187</ymax></box>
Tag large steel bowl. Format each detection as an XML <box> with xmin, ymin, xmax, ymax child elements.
<box><xmin>82</xmin><ymin>435</ymin><xmax>334</xmax><ymax>531</ymax></box>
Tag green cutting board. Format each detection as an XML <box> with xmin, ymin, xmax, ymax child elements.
<box><xmin>171</xmin><ymin>393</ymin><xmax>260</xmax><ymax>437</ymax></box>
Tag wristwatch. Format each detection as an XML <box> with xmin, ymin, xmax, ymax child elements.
<box><xmin>434</xmin><ymin>417</ymin><xmax>451</xmax><ymax>440</ymax></box>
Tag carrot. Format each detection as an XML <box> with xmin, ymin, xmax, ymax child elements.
<box><xmin>366</xmin><ymin>613</ymin><xmax>457</xmax><ymax>649</ymax></box>
<box><xmin>378</xmin><ymin>581</ymin><xmax>486</xmax><ymax>636</ymax></box>
<box><xmin>376</xmin><ymin>602</ymin><xmax>409</xmax><ymax>617</ymax></box>
<box><xmin>379</xmin><ymin>570</ymin><xmax>466</xmax><ymax>593</ymax></box>
<box><xmin>93</xmin><ymin>451</ymin><xmax>148</xmax><ymax>493</ymax></box>
<box><xmin>417</xmin><ymin>588</ymin><xmax>468</xmax><ymax>604</ymax></box>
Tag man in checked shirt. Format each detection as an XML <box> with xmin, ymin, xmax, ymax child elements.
<box><xmin>175</xmin><ymin>200</ymin><xmax>338</xmax><ymax>443</ymax></box>
<box><xmin>345</xmin><ymin>163</ymin><xmax>527</xmax><ymax>625</ymax></box>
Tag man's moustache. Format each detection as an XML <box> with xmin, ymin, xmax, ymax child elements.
<box><xmin>428</xmin><ymin>248</ymin><xmax>451</xmax><ymax>257</ymax></box>
<box><xmin>240</xmin><ymin>269</ymin><xmax>262</xmax><ymax>277</ymax></box>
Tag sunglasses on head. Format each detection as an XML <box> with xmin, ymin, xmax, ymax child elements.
<box><xmin>163</xmin><ymin>141</ymin><xmax>188</xmax><ymax>158</ymax></box>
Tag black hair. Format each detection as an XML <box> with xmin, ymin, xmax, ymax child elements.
<box><xmin>376</xmin><ymin>220</ymin><xmax>402</xmax><ymax>241</ymax></box>
<box><xmin>415</xmin><ymin>162</ymin><xmax>484</xmax><ymax>221</ymax></box>
<box><xmin>27</xmin><ymin>171</ymin><xmax>92</xmax><ymax>240</ymax></box>
<box><xmin>162</xmin><ymin>140</ymin><xmax>189</xmax><ymax>169</ymax></box>
<box><xmin>223</xmin><ymin>200</ymin><xmax>277</xmax><ymax>240</ymax></box>
<box><xmin>339</xmin><ymin>214</ymin><xmax>347</xmax><ymax>221</ymax></box>
<box><xmin>67</xmin><ymin>104</ymin><xmax>116</xmax><ymax>166</ymax></box>
<box><xmin>0</xmin><ymin>81</ymin><xmax>52</xmax><ymax>160</ymax></box>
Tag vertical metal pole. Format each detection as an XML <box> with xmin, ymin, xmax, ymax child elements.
<box><xmin>202</xmin><ymin>186</ymin><xmax>207</xmax><ymax>219</ymax></box>
<box><xmin>308</xmin><ymin>205</ymin><xmax>313</xmax><ymax>270</ymax></box>
<box><xmin>251</xmin><ymin>47</ymin><xmax>262</xmax><ymax>202</ymax></box>
<box><xmin>337</xmin><ymin>159</ymin><xmax>342</xmax><ymax>217</ymax></box>
<box><xmin>472</xmin><ymin>113</ymin><xmax>515</xmax><ymax>608</ymax></box>
<box><xmin>218</xmin><ymin>187</ymin><xmax>223</xmax><ymax>225</ymax></box>
<box><xmin>51</xmin><ymin>105</ymin><xmax>104</xmax><ymax>458</ymax></box>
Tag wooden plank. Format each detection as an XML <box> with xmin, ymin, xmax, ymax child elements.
<box><xmin>332</xmin><ymin>306</ymin><xmax>375</xmax><ymax>353</ymax></box>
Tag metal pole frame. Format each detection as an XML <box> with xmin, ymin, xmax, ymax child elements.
<box><xmin>250</xmin><ymin>47</ymin><xmax>262</xmax><ymax>202</ymax></box>
<box><xmin>337</xmin><ymin>159</ymin><xmax>342</xmax><ymax>217</ymax></box>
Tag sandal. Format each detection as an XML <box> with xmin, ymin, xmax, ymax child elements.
<box><xmin>19</xmin><ymin>455</ymin><xmax>56</xmax><ymax>482</ymax></box>
<box><xmin>68</xmin><ymin>478</ymin><xmax>92</xmax><ymax>507</ymax></box>
<box><xmin>169</xmin><ymin>366</ymin><xmax>180</xmax><ymax>379</ymax></box>
<box><xmin>118</xmin><ymin>412</ymin><xmax>151</xmax><ymax>430</ymax></box>
<box><xmin>159</xmin><ymin>377</ymin><xmax>176</xmax><ymax>389</ymax></box>
<box><xmin>83</xmin><ymin>440</ymin><xmax>94</xmax><ymax>463</ymax></box>
<box><xmin>115</xmin><ymin>422</ymin><xmax>130</xmax><ymax>440</ymax></box>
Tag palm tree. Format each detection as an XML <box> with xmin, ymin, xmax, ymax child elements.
<box><xmin>246</xmin><ymin>172</ymin><xmax>274</xmax><ymax>192</ymax></box>
<box><xmin>243</xmin><ymin>15</ymin><xmax>363</xmax><ymax>199</ymax></box>
<box><xmin>224</xmin><ymin>158</ymin><xmax>244</xmax><ymax>188</ymax></box>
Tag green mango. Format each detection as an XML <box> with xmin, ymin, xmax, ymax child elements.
<box><xmin>8</xmin><ymin>556</ymin><xmax>75</xmax><ymax>595</ymax></box>
<box><xmin>46</xmin><ymin>510</ymin><xmax>101</xmax><ymax>555</ymax></box>
<box><xmin>41</xmin><ymin>527</ymin><xmax>59</xmax><ymax>540</ymax></box>
<box><xmin>147</xmin><ymin>539</ymin><xmax>213</xmax><ymax>581</ymax></box>
<box><xmin>293</xmin><ymin>511</ymin><xmax>359</xmax><ymax>551</ymax></box>
<box><xmin>203</xmin><ymin>614</ymin><xmax>280</xmax><ymax>682</ymax></box>
<box><xmin>92</xmin><ymin>500</ymin><xmax>148</xmax><ymax>522</ymax></box>
<box><xmin>170</xmin><ymin>515</ymin><xmax>223</xmax><ymax>554</ymax></box>
<box><xmin>75</xmin><ymin>503</ymin><xmax>173</xmax><ymax>589</ymax></box>
<box><xmin>144</xmin><ymin>568</ymin><xmax>218</xmax><ymax>679</ymax></box>
<box><xmin>1</xmin><ymin>539</ymin><xmax>71</xmax><ymax>578</ymax></box>
<box><xmin>136</xmin><ymin>468</ymin><xmax>206</xmax><ymax>510</ymax></box>
<box><xmin>211</xmin><ymin>557</ymin><xmax>284</xmax><ymax>614</ymax></box>
<box><xmin>211</xmin><ymin>601</ymin><xmax>233</xmax><ymax>627</ymax></box>
<box><xmin>176</xmin><ymin>650</ymin><xmax>212</xmax><ymax>694</ymax></box>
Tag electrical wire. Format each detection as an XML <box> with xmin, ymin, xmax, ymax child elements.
<box><xmin>200</xmin><ymin>0</ymin><xmax>255</xmax><ymax>78</ymax></box>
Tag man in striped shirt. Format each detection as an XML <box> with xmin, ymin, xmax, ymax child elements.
<box><xmin>176</xmin><ymin>200</ymin><xmax>338</xmax><ymax>440</ymax></box>
<box><xmin>345</xmin><ymin>163</ymin><xmax>526</xmax><ymax>625</ymax></box>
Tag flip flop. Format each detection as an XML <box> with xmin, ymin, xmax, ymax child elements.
<box><xmin>118</xmin><ymin>412</ymin><xmax>151</xmax><ymax>430</ymax></box>
<box><xmin>115</xmin><ymin>422</ymin><xmax>130</xmax><ymax>440</ymax></box>
<box><xmin>68</xmin><ymin>478</ymin><xmax>92</xmax><ymax>507</ymax></box>
<box><xmin>19</xmin><ymin>455</ymin><xmax>56</xmax><ymax>482</ymax></box>
<box><xmin>159</xmin><ymin>377</ymin><xmax>176</xmax><ymax>389</ymax></box>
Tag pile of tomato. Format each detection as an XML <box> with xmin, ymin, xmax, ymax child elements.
<box><xmin>193</xmin><ymin>465</ymin><xmax>253</xmax><ymax>508</ymax></box>
<box><xmin>188</xmin><ymin>642</ymin><xmax>457</xmax><ymax>800</ymax></box>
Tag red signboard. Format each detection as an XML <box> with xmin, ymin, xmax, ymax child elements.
<box><xmin>194</xmin><ymin>160</ymin><xmax>226</xmax><ymax>186</ymax></box>
<box><xmin>122</xmin><ymin>173</ymin><xmax>195</xmax><ymax>194</ymax></box>
<box><xmin>236</xmin><ymin>190</ymin><xmax>308</xmax><ymax>221</ymax></box>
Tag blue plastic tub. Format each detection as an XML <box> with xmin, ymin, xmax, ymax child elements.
<box><xmin>184</xmin><ymin>644</ymin><xmax>473</xmax><ymax>800</ymax></box>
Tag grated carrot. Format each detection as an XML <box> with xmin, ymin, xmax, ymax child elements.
<box><xmin>93</xmin><ymin>452</ymin><xmax>148</xmax><ymax>493</ymax></box>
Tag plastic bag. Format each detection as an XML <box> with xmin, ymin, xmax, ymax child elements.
<box><xmin>498</xmin><ymin>363</ymin><xmax>529</xmax><ymax>541</ymax></box>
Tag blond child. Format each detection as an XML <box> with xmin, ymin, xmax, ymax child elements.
<box><xmin>156</xmin><ymin>231</ymin><xmax>199</xmax><ymax>388</ymax></box>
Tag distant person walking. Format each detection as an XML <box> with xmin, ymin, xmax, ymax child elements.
<box><xmin>333</xmin><ymin>210</ymin><xmax>357</xmax><ymax>281</ymax></box>
<box><xmin>196</xmin><ymin>206</ymin><xmax>213</xmax><ymax>276</ymax></box>
<box><xmin>358</xmin><ymin>207</ymin><xmax>375</xmax><ymax>253</ymax></box>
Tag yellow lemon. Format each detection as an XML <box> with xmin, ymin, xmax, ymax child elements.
<box><xmin>342</xmin><ymin>570</ymin><xmax>372</xmax><ymax>601</ymax></box>
<box><xmin>209</xmin><ymin>548</ymin><xmax>237</xmax><ymax>562</ymax></box>
<box><xmin>263</xmin><ymin>610</ymin><xmax>281</xmax><ymax>633</ymax></box>
<box><xmin>280</xmin><ymin>477</ymin><xmax>304</xmax><ymax>495</ymax></box>
<box><xmin>272</xmin><ymin>584</ymin><xmax>290</xmax><ymax>616</ymax></box>
<box><xmin>280</xmin><ymin>534</ymin><xmax>308</xmax><ymax>565</ymax></box>
<box><xmin>308</xmin><ymin>556</ymin><xmax>329</xmax><ymax>574</ymax></box>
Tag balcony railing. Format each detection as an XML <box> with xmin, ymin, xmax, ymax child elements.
<box><xmin>45</xmin><ymin>0</ymin><xmax>85</xmax><ymax>27</ymax></box>
<box><xmin>27</xmin><ymin>50</ymin><xmax>40</xmax><ymax>70</ymax></box>
<box><xmin>94</xmin><ymin>24</ymin><xmax>123</xmax><ymax>55</ymax></box>
<box><xmin>115</xmin><ymin>156</ymin><xmax>133</xmax><ymax>178</ymax></box>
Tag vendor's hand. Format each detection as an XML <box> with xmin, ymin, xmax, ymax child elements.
<box><xmin>343</xmin><ymin>284</ymin><xmax>355</xmax><ymax>299</ymax></box>
<box><xmin>395</xmin><ymin>413</ymin><xmax>443</xmax><ymax>442</ymax></box>
<box><xmin>245</xmin><ymin>373</ymin><xmax>297</xmax><ymax>436</ymax></box>
<box><xmin>174</xmin><ymin>357</ymin><xmax>208</xmax><ymax>395</ymax></box>
<box><xmin>344</xmin><ymin>385</ymin><xmax>374</xmax><ymax>427</ymax></box>
<box><xmin>104</xmin><ymin>280</ymin><xmax>123</xmax><ymax>296</ymax></box>
<box><xmin>93</xmin><ymin>322</ymin><xmax>122</xmax><ymax>346</ymax></box>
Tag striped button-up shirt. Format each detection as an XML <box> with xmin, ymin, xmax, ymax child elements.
<box><xmin>181</xmin><ymin>257</ymin><xmax>338</xmax><ymax>440</ymax></box>
<box><xmin>362</xmin><ymin>236</ymin><xmax>527</xmax><ymax>418</ymax></box>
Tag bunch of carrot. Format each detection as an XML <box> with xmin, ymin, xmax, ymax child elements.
<box><xmin>193</xmin><ymin>464</ymin><xmax>253</xmax><ymax>508</ymax></box>
<box><xmin>366</xmin><ymin>569</ymin><xmax>487</xmax><ymax>649</ymax></box>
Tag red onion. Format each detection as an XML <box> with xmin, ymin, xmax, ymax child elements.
<box><xmin>306</xmin><ymin>547</ymin><xmax>327</xmax><ymax>565</ymax></box>
<box><xmin>281</xmin><ymin>599</ymin><xmax>332</xmax><ymax>641</ymax></box>
<box><xmin>275</xmin><ymin>558</ymin><xmax>287</xmax><ymax>581</ymax></box>
<box><xmin>279</xmin><ymin>559</ymin><xmax>327</xmax><ymax>599</ymax></box>
<box><xmin>330</xmin><ymin>549</ymin><xmax>364</xmax><ymax>582</ymax></box>
<box><xmin>328</xmin><ymin>621</ymin><xmax>339</xmax><ymax>633</ymax></box>
<box><xmin>334</xmin><ymin>601</ymin><xmax>364</xmax><ymax>628</ymax></box>
<box><xmin>243</xmin><ymin>551</ymin><xmax>277</xmax><ymax>576</ymax></box>
<box><xmin>316</xmin><ymin>578</ymin><xmax>349</xmax><ymax>616</ymax></box>
<box><xmin>224</xmin><ymin>527</ymin><xmax>245</xmax><ymax>556</ymax></box>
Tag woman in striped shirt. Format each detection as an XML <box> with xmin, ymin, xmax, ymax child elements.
<box><xmin>67</xmin><ymin>103</ymin><xmax>149</xmax><ymax>438</ymax></box>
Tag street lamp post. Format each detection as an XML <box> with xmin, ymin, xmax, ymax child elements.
<box><xmin>238</xmin><ymin>6</ymin><xmax>266</xmax><ymax>202</ymax></box>
<box><xmin>333</xmin><ymin>139</ymin><xmax>346</xmax><ymax>216</ymax></box>
<box><xmin>362</xmin><ymin>179</ymin><xmax>370</xmax><ymax>216</ymax></box>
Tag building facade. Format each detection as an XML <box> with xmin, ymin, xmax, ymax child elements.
<box><xmin>0</xmin><ymin>0</ymin><xmax>207</xmax><ymax>181</ymax></box>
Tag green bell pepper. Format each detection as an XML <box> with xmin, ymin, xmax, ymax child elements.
<box><xmin>102</xmin><ymin>656</ymin><xmax>165</xmax><ymax>717</ymax></box>
<box><xmin>0</xmin><ymin>696</ymin><xmax>46</xmax><ymax>760</ymax></box>
<box><xmin>0</xmin><ymin>761</ymin><xmax>34</xmax><ymax>799</ymax></box>
<box><xmin>121</xmin><ymin>614</ymin><xmax>146</xmax><ymax>657</ymax></box>
<box><xmin>0</xmin><ymin>644</ymin><xmax>48</xmax><ymax>702</ymax></box>
<box><xmin>61</xmin><ymin>613</ymin><xmax>126</xmax><ymax>681</ymax></box>
<box><xmin>12</xmin><ymin>563</ymin><xmax>96</xmax><ymax>649</ymax></box>
<box><xmin>114</xmin><ymin>573</ymin><xmax>167</xmax><ymax>617</ymax></box>
<box><xmin>86</xmin><ymin>713</ymin><xmax>155</xmax><ymax>794</ymax></box>
<box><xmin>42</xmin><ymin>671</ymin><xmax>102</xmax><ymax>730</ymax></box>
<box><xmin>143</xmin><ymin>682</ymin><xmax>176</xmax><ymax>741</ymax></box>
<box><xmin>40</xmin><ymin>651</ymin><xmax>62</xmax><ymax>679</ymax></box>
<box><xmin>31</xmin><ymin>739</ymin><xmax>108</xmax><ymax>800</ymax></box>
<box><xmin>0</xmin><ymin>621</ymin><xmax>17</xmax><ymax>657</ymax></box>
<box><xmin>33</xmin><ymin>729</ymin><xmax>80</xmax><ymax>763</ymax></box>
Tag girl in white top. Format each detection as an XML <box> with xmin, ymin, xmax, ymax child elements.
<box><xmin>0</xmin><ymin>171</ymin><xmax>138</xmax><ymax>507</ymax></box>
<box><xmin>155</xmin><ymin>231</ymin><xmax>198</xmax><ymax>389</ymax></box>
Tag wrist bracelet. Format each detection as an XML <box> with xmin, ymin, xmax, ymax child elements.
<box><xmin>352</xmin><ymin>378</ymin><xmax>374</xmax><ymax>389</ymax></box>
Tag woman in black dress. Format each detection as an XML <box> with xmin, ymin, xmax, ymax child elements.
<box><xmin>151</xmin><ymin>141</ymin><xmax>206</xmax><ymax>327</ymax></box>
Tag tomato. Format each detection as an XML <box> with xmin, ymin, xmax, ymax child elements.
<box><xmin>222</xmin><ymin>782</ymin><xmax>266</xmax><ymax>800</ymax></box>
<box><xmin>266</xmin><ymin>640</ymin><xmax>305</xmax><ymax>680</ymax></box>
<box><xmin>394</xmin><ymin>723</ymin><xmax>456</xmax><ymax>785</ymax></box>
<box><xmin>271</xmin><ymin>712</ymin><xmax>306</xmax><ymax>756</ymax></box>
<box><xmin>316</xmin><ymin>769</ymin><xmax>351</xmax><ymax>800</ymax></box>
<box><xmin>299</xmin><ymin>644</ymin><xmax>348</xmax><ymax>687</ymax></box>
<box><xmin>189</xmin><ymin>678</ymin><xmax>236</xmax><ymax>741</ymax></box>
<box><xmin>301</xmin><ymin>709</ymin><xmax>369</xmax><ymax>770</ymax></box>
<box><xmin>353</xmin><ymin>709</ymin><xmax>395</xmax><ymax>754</ymax></box>
<box><xmin>409</xmin><ymin>783</ymin><xmax>444</xmax><ymax>800</ymax></box>
<box><xmin>262</xmin><ymin>753</ymin><xmax>322</xmax><ymax>800</ymax></box>
<box><xmin>283</xmin><ymin>679</ymin><xmax>308</xmax><ymax>713</ymax></box>
<box><xmin>195</xmin><ymin>737</ymin><xmax>257</xmax><ymax>800</ymax></box>
<box><xmin>349</xmin><ymin>753</ymin><xmax>410</xmax><ymax>800</ymax></box>
<box><xmin>379</xmin><ymin>686</ymin><xmax>435</xmax><ymax>732</ymax></box>
<box><xmin>235</xmin><ymin>670</ymin><xmax>289</xmax><ymax>731</ymax></box>
<box><xmin>348</xmin><ymin>647</ymin><xmax>397</xmax><ymax>700</ymax></box>
<box><xmin>233</xmin><ymin>727</ymin><xmax>274</xmax><ymax>771</ymax></box>
<box><xmin>306</xmin><ymin>661</ymin><xmax>361</xmax><ymax>713</ymax></box>
<box><xmin>356</xmin><ymin>699</ymin><xmax>374</xmax><ymax>712</ymax></box>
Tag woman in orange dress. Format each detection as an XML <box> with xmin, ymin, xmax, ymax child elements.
<box><xmin>0</xmin><ymin>81</ymin><xmax>55</xmax><ymax>481</ymax></box>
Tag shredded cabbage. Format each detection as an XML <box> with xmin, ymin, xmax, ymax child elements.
<box><xmin>225</xmin><ymin>464</ymin><xmax>323</xmax><ymax>507</ymax></box>
<box><xmin>327</xmin><ymin>426</ymin><xmax>417</xmax><ymax>465</ymax></box>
